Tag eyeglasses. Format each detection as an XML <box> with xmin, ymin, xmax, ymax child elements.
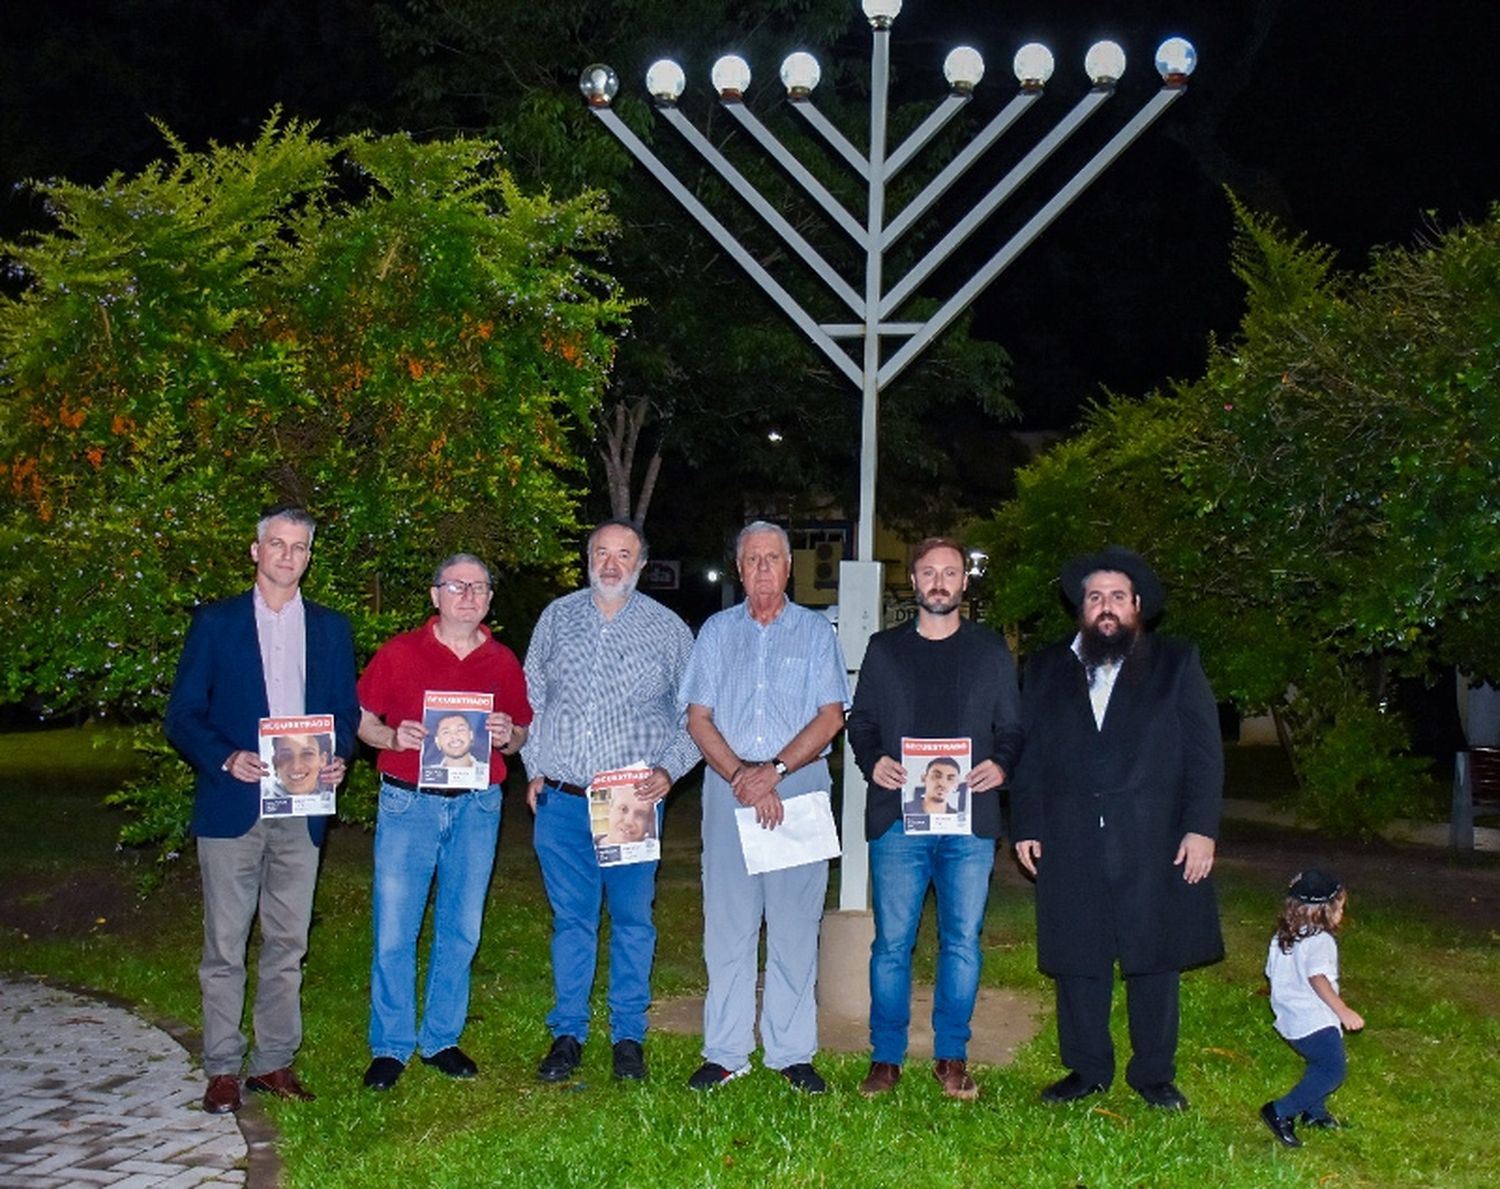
<box><xmin>435</xmin><ymin>580</ymin><xmax>492</xmax><ymax>597</ymax></box>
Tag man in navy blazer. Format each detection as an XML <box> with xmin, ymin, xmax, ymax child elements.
<box><xmin>165</xmin><ymin>505</ymin><xmax>358</xmax><ymax>1115</ymax></box>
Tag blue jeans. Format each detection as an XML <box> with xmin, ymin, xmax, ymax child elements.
<box><xmin>533</xmin><ymin>785</ymin><xmax>658</xmax><ymax>1044</ymax></box>
<box><xmin>369</xmin><ymin>781</ymin><xmax>502</xmax><ymax>1060</ymax></box>
<box><xmin>869</xmin><ymin>824</ymin><xmax>995</xmax><ymax>1064</ymax></box>
<box><xmin>1275</xmin><ymin>1026</ymin><xmax>1346</xmax><ymax>1119</ymax></box>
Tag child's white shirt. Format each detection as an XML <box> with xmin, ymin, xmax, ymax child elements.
<box><xmin>1266</xmin><ymin>930</ymin><xmax>1341</xmax><ymax>1040</ymax></box>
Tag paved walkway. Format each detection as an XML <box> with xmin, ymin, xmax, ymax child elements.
<box><xmin>0</xmin><ymin>978</ymin><xmax>261</xmax><ymax>1188</ymax></box>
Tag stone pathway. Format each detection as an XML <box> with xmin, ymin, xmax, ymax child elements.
<box><xmin>0</xmin><ymin>978</ymin><xmax>253</xmax><ymax>1188</ymax></box>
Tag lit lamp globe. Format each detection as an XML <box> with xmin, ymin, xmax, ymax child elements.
<box><xmin>780</xmin><ymin>52</ymin><xmax>822</xmax><ymax>99</ymax></box>
<box><xmin>578</xmin><ymin>63</ymin><xmax>620</xmax><ymax>108</ymax></box>
<box><xmin>645</xmin><ymin>59</ymin><xmax>686</xmax><ymax>105</ymax></box>
<box><xmin>711</xmin><ymin>54</ymin><xmax>752</xmax><ymax>101</ymax></box>
<box><xmin>1155</xmin><ymin>37</ymin><xmax>1197</xmax><ymax>86</ymax></box>
<box><xmin>861</xmin><ymin>0</ymin><xmax>902</xmax><ymax>29</ymax></box>
<box><xmin>942</xmin><ymin>46</ymin><xmax>984</xmax><ymax>94</ymax></box>
<box><xmin>1012</xmin><ymin>43</ymin><xmax>1054</xmax><ymax>91</ymax></box>
<box><xmin>1084</xmin><ymin>40</ymin><xmax>1126</xmax><ymax>87</ymax></box>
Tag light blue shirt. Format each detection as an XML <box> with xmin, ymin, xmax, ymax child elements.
<box><xmin>521</xmin><ymin>587</ymin><xmax>698</xmax><ymax>787</ymax></box>
<box><xmin>680</xmin><ymin>597</ymin><xmax>850</xmax><ymax>760</ymax></box>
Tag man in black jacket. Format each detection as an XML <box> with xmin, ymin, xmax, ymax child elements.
<box><xmin>847</xmin><ymin>538</ymin><xmax>1022</xmax><ymax>1101</ymax></box>
<box><xmin>1011</xmin><ymin>546</ymin><xmax>1223</xmax><ymax>1111</ymax></box>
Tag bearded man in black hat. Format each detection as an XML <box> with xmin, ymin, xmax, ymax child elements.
<box><xmin>1011</xmin><ymin>546</ymin><xmax>1224</xmax><ymax>1111</ymax></box>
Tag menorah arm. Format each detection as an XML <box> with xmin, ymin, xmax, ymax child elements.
<box><xmin>881</xmin><ymin>89</ymin><xmax>1109</xmax><ymax>318</ymax></box>
<box><xmin>788</xmin><ymin>100</ymin><xmax>870</xmax><ymax>180</ymax></box>
<box><xmin>589</xmin><ymin>107</ymin><xmax>863</xmax><ymax>388</ymax></box>
<box><xmin>884</xmin><ymin>93</ymin><xmax>970</xmax><ymax>179</ymax></box>
<box><xmin>660</xmin><ymin>106</ymin><xmax>865</xmax><ymax>318</ymax></box>
<box><xmin>883</xmin><ymin>91</ymin><xmax>1040</xmax><ymax>248</ymax></box>
<box><xmin>878</xmin><ymin>85</ymin><xmax>1186</xmax><ymax>389</ymax></box>
<box><xmin>721</xmin><ymin>102</ymin><xmax>867</xmax><ymax>248</ymax></box>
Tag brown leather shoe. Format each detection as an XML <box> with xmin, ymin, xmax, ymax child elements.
<box><xmin>203</xmin><ymin>1074</ymin><xmax>241</xmax><ymax>1114</ymax></box>
<box><xmin>245</xmin><ymin>1066</ymin><xmax>315</xmax><ymax>1101</ymax></box>
<box><xmin>859</xmin><ymin>1061</ymin><xmax>901</xmax><ymax>1097</ymax></box>
<box><xmin>933</xmin><ymin>1058</ymin><xmax>979</xmax><ymax>1101</ymax></box>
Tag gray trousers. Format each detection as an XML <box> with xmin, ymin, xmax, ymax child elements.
<box><xmin>700</xmin><ymin>762</ymin><xmax>829</xmax><ymax>1070</ymax></box>
<box><xmin>198</xmin><ymin>816</ymin><xmax>320</xmax><ymax>1076</ymax></box>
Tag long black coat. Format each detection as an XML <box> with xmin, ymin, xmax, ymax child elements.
<box><xmin>1009</xmin><ymin>633</ymin><xmax>1224</xmax><ymax>977</ymax></box>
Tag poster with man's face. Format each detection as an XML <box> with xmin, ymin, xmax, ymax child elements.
<box><xmin>420</xmin><ymin>692</ymin><xmax>493</xmax><ymax>789</ymax></box>
<box><xmin>901</xmin><ymin>737</ymin><xmax>973</xmax><ymax>835</ymax></box>
<box><xmin>259</xmin><ymin>714</ymin><xmax>337</xmax><ymax>818</ymax></box>
<box><xmin>588</xmin><ymin>765</ymin><xmax>659</xmax><ymax>866</ymax></box>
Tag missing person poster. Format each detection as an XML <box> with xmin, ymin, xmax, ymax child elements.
<box><xmin>259</xmin><ymin>714</ymin><xmax>337</xmax><ymax>818</ymax></box>
<box><xmin>588</xmin><ymin>764</ymin><xmax>659</xmax><ymax>867</ymax></box>
<box><xmin>420</xmin><ymin>692</ymin><xmax>493</xmax><ymax>790</ymax></box>
<box><xmin>901</xmin><ymin>736</ymin><xmax>973</xmax><ymax>835</ymax></box>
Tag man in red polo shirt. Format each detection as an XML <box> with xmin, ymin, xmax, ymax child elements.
<box><xmin>356</xmin><ymin>553</ymin><xmax>532</xmax><ymax>1091</ymax></box>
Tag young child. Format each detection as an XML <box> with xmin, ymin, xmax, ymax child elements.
<box><xmin>1260</xmin><ymin>868</ymin><xmax>1364</xmax><ymax>1147</ymax></box>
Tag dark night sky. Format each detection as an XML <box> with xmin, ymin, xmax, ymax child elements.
<box><xmin>3</xmin><ymin>1</ymin><xmax>1499</xmax><ymax>432</ymax></box>
<box><xmin>890</xmin><ymin>0</ymin><xmax>1500</xmax><ymax>426</ymax></box>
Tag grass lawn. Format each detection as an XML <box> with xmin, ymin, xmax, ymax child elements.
<box><xmin>2</xmin><ymin>725</ymin><xmax>1498</xmax><ymax>1187</ymax></box>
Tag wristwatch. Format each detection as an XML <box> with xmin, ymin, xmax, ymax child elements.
<box><xmin>771</xmin><ymin>757</ymin><xmax>789</xmax><ymax>778</ymax></box>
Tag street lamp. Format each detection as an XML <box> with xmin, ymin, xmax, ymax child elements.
<box><xmin>580</xmin><ymin>4</ymin><xmax>1196</xmax><ymax>918</ymax></box>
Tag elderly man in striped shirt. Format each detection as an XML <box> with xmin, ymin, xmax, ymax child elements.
<box><xmin>522</xmin><ymin>518</ymin><xmax>699</xmax><ymax>1084</ymax></box>
<box><xmin>680</xmin><ymin>520</ymin><xmax>851</xmax><ymax>1094</ymax></box>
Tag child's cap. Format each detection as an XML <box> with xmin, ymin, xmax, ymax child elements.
<box><xmin>1288</xmin><ymin>868</ymin><xmax>1342</xmax><ymax>904</ymax></box>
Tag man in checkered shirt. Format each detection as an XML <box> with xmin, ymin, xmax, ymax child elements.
<box><xmin>522</xmin><ymin>518</ymin><xmax>699</xmax><ymax>1084</ymax></box>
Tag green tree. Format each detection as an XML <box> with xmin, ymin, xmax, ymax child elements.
<box><xmin>979</xmin><ymin>196</ymin><xmax>1500</xmax><ymax>835</ymax></box>
<box><xmin>0</xmin><ymin>115</ymin><xmax>628</xmax><ymax>854</ymax></box>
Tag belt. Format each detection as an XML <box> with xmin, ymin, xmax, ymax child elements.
<box><xmin>382</xmin><ymin>775</ymin><xmax>467</xmax><ymax>798</ymax></box>
<box><xmin>544</xmin><ymin>777</ymin><xmax>588</xmax><ymax>797</ymax></box>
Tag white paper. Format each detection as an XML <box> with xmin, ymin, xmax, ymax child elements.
<box><xmin>735</xmin><ymin>789</ymin><xmax>842</xmax><ymax>875</ymax></box>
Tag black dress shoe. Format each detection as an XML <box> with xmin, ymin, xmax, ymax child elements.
<box><xmin>612</xmin><ymin>1039</ymin><xmax>646</xmax><ymax>1081</ymax></box>
<box><xmin>1260</xmin><ymin>1101</ymin><xmax>1302</xmax><ymax>1147</ymax></box>
<box><xmin>1135</xmin><ymin>1081</ymin><xmax>1188</xmax><ymax>1110</ymax></box>
<box><xmin>1040</xmin><ymin>1072</ymin><xmax>1107</xmax><ymax>1103</ymax></box>
<box><xmin>421</xmin><ymin>1046</ymin><xmax>478</xmax><ymax>1079</ymax></box>
<box><xmin>1300</xmin><ymin>1110</ymin><xmax>1344</xmax><ymax>1129</ymax></box>
<box><xmin>777</xmin><ymin>1062</ymin><xmax>827</xmax><ymax>1093</ymax></box>
<box><xmin>537</xmin><ymin>1035</ymin><xmax>583</xmax><ymax>1083</ymax></box>
<box><xmin>363</xmin><ymin>1057</ymin><xmax>405</xmax><ymax>1091</ymax></box>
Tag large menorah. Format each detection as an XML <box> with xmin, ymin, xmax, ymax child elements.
<box><xmin>580</xmin><ymin>0</ymin><xmax>1196</xmax><ymax>924</ymax></box>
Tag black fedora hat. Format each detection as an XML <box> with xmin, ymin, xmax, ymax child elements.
<box><xmin>1060</xmin><ymin>546</ymin><xmax>1165</xmax><ymax>620</ymax></box>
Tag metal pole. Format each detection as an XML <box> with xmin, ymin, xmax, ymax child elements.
<box><xmin>578</xmin><ymin>18</ymin><xmax>1197</xmax><ymax>917</ymax></box>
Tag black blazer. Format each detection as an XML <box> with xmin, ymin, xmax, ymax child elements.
<box><xmin>1010</xmin><ymin>633</ymin><xmax>1224</xmax><ymax>977</ymax></box>
<box><xmin>847</xmin><ymin>617</ymin><xmax>1022</xmax><ymax>840</ymax></box>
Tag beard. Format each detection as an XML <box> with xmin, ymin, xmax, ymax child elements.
<box><xmin>915</xmin><ymin>587</ymin><xmax>961</xmax><ymax>616</ymax></box>
<box><xmin>590</xmin><ymin>567</ymin><xmax>640</xmax><ymax>601</ymax></box>
<box><xmin>1078</xmin><ymin>615</ymin><xmax>1138</xmax><ymax>669</ymax></box>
